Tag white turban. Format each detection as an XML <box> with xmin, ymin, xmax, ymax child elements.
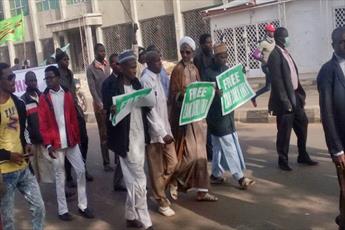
<box><xmin>179</xmin><ymin>36</ymin><xmax>196</xmax><ymax>51</ymax></box>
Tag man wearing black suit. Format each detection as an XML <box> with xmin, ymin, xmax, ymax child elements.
<box><xmin>267</xmin><ymin>27</ymin><xmax>318</xmax><ymax>171</ymax></box>
<box><xmin>318</xmin><ymin>27</ymin><xmax>345</xmax><ymax>230</ymax></box>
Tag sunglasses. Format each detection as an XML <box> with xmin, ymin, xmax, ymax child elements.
<box><xmin>1</xmin><ymin>73</ymin><xmax>16</xmax><ymax>81</ymax></box>
<box><xmin>44</xmin><ymin>76</ymin><xmax>57</xmax><ymax>80</ymax></box>
<box><xmin>181</xmin><ymin>50</ymin><xmax>192</xmax><ymax>55</ymax></box>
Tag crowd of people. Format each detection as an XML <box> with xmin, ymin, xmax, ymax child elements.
<box><xmin>1</xmin><ymin>22</ymin><xmax>345</xmax><ymax>230</ymax></box>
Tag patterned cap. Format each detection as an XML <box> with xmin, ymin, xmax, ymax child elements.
<box><xmin>118</xmin><ymin>50</ymin><xmax>137</xmax><ymax>64</ymax></box>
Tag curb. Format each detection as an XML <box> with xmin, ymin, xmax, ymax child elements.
<box><xmin>234</xmin><ymin>105</ymin><xmax>320</xmax><ymax>123</ymax></box>
<box><xmin>84</xmin><ymin>106</ymin><xmax>321</xmax><ymax>124</ymax></box>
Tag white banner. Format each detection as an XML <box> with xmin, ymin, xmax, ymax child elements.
<box><xmin>110</xmin><ymin>88</ymin><xmax>155</xmax><ymax>126</ymax></box>
<box><xmin>13</xmin><ymin>65</ymin><xmax>56</xmax><ymax>97</ymax></box>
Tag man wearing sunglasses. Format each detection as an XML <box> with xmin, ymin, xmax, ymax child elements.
<box><xmin>0</xmin><ymin>63</ymin><xmax>45</xmax><ymax>229</ymax></box>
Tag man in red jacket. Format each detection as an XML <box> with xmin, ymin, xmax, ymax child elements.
<box><xmin>38</xmin><ymin>66</ymin><xmax>94</xmax><ymax>221</ymax></box>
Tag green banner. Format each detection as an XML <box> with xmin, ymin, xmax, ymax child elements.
<box><xmin>0</xmin><ymin>15</ymin><xmax>24</xmax><ymax>45</ymax></box>
<box><xmin>111</xmin><ymin>88</ymin><xmax>153</xmax><ymax>126</ymax></box>
<box><xmin>179</xmin><ymin>82</ymin><xmax>215</xmax><ymax>126</ymax></box>
<box><xmin>216</xmin><ymin>64</ymin><xmax>255</xmax><ymax>115</ymax></box>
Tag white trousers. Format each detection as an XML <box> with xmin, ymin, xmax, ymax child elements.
<box><xmin>45</xmin><ymin>145</ymin><xmax>87</xmax><ymax>215</ymax></box>
<box><xmin>211</xmin><ymin>132</ymin><xmax>246</xmax><ymax>181</ymax></box>
<box><xmin>120</xmin><ymin>156</ymin><xmax>152</xmax><ymax>229</ymax></box>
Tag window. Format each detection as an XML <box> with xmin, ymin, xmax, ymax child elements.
<box><xmin>66</xmin><ymin>0</ymin><xmax>88</xmax><ymax>5</ymax></box>
<box><xmin>0</xmin><ymin>0</ymin><xmax>4</xmax><ymax>20</ymax></box>
<box><xmin>36</xmin><ymin>0</ymin><xmax>59</xmax><ymax>12</ymax></box>
<box><xmin>213</xmin><ymin>20</ymin><xmax>280</xmax><ymax>69</ymax></box>
<box><xmin>9</xmin><ymin>0</ymin><xmax>29</xmax><ymax>16</ymax></box>
<box><xmin>335</xmin><ymin>8</ymin><xmax>345</xmax><ymax>28</ymax></box>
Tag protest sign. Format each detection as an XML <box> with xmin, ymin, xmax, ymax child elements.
<box><xmin>13</xmin><ymin>65</ymin><xmax>53</xmax><ymax>97</ymax></box>
<box><xmin>111</xmin><ymin>88</ymin><xmax>154</xmax><ymax>126</ymax></box>
<box><xmin>216</xmin><ymin>64</ymin><xmax>255</xmax><ymax>115</ymax></box>
<box><xmin>179</xmin><ymin>82</ymin><xmax>215</xmax><ymax>126</ymax></box>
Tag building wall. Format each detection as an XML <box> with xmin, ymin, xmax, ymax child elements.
<box><xmin>284</xmin><ymin>0</ymin><xmax>330</xmax><ymax>75</ymax></box>
<box><xmin>210</xmin><ymin>5</ymin><xmax>279</xmax><ymax>29</ymax></box>
<box><xmin>98</xmin><ymin>0</ymin><xmax>131</xmax><ymax>27</ymax></box>
<box><xmin>180</xmin><ymin>0</ymin><xmax>221</xmax><ymax>12</ymax></box>
<box><xmin>64</xmin><ymin>1</ymin><xmax>91</xmax><ymax>18</ymax></box>
<box><xmin>36</xmin><ymin>10</ymin><xmax>59</xmax><ymax>39</ymax></box>
<box><xmin>136</xmin><ymin>0</ymin><xmax>173</xmax><ymax>20</ymax></box>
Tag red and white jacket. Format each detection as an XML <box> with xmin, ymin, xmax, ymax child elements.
<box><xmin>38</xmin><ymin>86</ymin><xmax>80</xmax><ymax>150</ymax></box>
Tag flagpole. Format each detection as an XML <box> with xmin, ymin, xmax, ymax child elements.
<box><xmin>22</xmin><ymin>14</ymin><xmax>26</xmax><ymax>66</ymax></box>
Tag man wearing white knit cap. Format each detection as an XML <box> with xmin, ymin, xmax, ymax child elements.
<box><xmin>104</xmin><ymin>49</ymin><xmax>153</xmax><ymax>229</ymax></box>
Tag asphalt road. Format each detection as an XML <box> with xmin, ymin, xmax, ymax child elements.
<box><xmin>13</xmin><ymin>123</ymin><xmax>339</xmax><ymax>230</ymax></box>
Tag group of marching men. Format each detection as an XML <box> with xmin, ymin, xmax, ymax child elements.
<box><xmin>9</xmin><ymin>21</ymin><xmax>345</xmax><ymax>230</ymax></box>
<box><xmin>0</xmin><ymin>23</ymin><xmax>256</xmax><ymax>229</ymax></box>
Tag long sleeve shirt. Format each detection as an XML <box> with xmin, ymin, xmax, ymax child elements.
<box><xmin>141</xmin><ymin>69</ymin><xmax>172</xmax><ymax>144</ymax></box>
<box><xmin>277</xmin><ymin>46</ymin><xmax>298</xmax><ymax>90</ymax></box>
<box><xmin>50</xmin><ymin>87</ymin><xmax>68</xmax><ymax>149</ymax></box>
<box><xmin>86</xmin><ymin>60</ymin><xmax>111</xmax><ymax>105</ymax></box>
<box><xmin>258</xmin><ymin>36</ymin><xmax>275</xmax><ymax>63</ymax></box>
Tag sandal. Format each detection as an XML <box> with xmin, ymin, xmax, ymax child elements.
<box><xmin>196</xmin><ymin>193</ymin><xmax>218</xmax><ymax>202</ymax></box>
<box><xmin>239</xmin><ymin>177</ymin><xmax>255</xmax><ymax>190</ymax></box>
<box><xmin>169</xmin><ymin>184</ymin><xmax>178</xmax><ymax>201</ymax></box>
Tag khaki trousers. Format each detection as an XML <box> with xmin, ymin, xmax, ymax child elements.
<box><xmin>146</xmin><ymin>142</ymin><xmax>178</xmax><ymax>207</ymax></box>
<box><xmin>93</xmin><ymin>102</ymin><xmax>110</xmax><ymax>166</ymax></box>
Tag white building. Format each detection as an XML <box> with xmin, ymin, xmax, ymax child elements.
<box><xmin>203</xmin><ymin>0</ymin><xmax>345</xmax><ymax>78</ymax></box>
<box><xmin>0</xmin><ymin>0</ymin><xmax>222</xmax><ymax>73</ymax></box>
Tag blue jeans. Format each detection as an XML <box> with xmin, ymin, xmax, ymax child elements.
<box><xmin>211</xmin><ymin>132</ymin><xmax>246</xmax><ymax>181</ymax></box>
<box><xmin>0</xmin><ymin>167</ymin><xmax>45</xmax><ymax>230</ymax></box>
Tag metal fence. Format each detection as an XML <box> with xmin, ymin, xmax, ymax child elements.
<box><xmin>213</xmin><ymin>20</ymin><xmax>280</xmax><ymax>70</ymax></box>
<box><xmin>103</xmin><ymin>22</ymin><xmax>132</xmax><ymax>55</ymax></box>
<box><xmin>183</xmin><ymin>8</ymin><xmax>211</xmax><ymax>49</ymax></box>
<box><xmin>140</xmin><ymin>15</ymin><xmax>177</xmax><ymax>61</ymax></box>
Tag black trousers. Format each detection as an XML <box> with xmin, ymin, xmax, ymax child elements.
<box><xmin>206</xmin><ymin>128</ymin><xmax>213</xmax><ymax>161</ymax></box>
<box><xmin>276</xmin><ymin>96</ymin><xmax>308</xmax><ymax>163</ymax></box>
<box><xmin>65</xmin><ymin>112</ymin><xmax>88</xmax><ymax>181</ymax></box>
<box><xmin>113</xmin><ymin>154</ymin><xmax>123</xmax><ymax>188</ymax></box>
<box><xmin>336</xmin><ymin>165</ymin><xmax>345</xmax><ymax>229</ymax></box>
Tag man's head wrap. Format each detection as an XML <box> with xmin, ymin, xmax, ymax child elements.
<box><xmin>179</xmin><ymin>36</ymin><xmax>196</xmax><ymax>51</ymax></box>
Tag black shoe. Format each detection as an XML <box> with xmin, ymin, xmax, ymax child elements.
<box><xmin>104</xmin><ymin>165</ymin><xmax>114</xmax><ymax>172</ymax></box>
<box><xmin>86</xmin><ymin>171</ymin><xmax>94</xmax><ymax>182</ymax></box>
<box><xmin>336</xmin><ymin>215</ymin><xmax>341</xmax><ymax>226</ymax></box>
<box><xmin>78</xmin><ymin>208</ymin><xmax>95</xmax><ymax>219</ymax></box>
<box><xmin>146</xmin><ymin>227</ymin><xmax>154</xmax><ymax>230</ymax></box>
<box><xmin>114</xmin><ymin>185</ymin><xmax>127</xmax><ymax>192</ymax></box>
<box><xmin>126</xmin><ymin>219</ymin><xmax>143</xmax><ymax>228</ymax></box>
<box><xmin>66</xmin><ymin>180</ymin><xmax>77</xmax><ymax>188</ymax></box>
<box><xmin>279</xmin><ymin>163</ymin><xmax>292</xmax><ymax>171</ymax></box>
<box><xmin>59</xmin><ymin>212</ymin><xmax>73</xmax><ymax>221</ymax></box>
<box><xmin>210</xmin><ymin>175</ymin><xmax>225</xmax><ymax>185</ymax></box>
<box><xmin>297</xmin><ymin>155</ymin><xmax>319</xmax><ymax>166</ymax></box>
